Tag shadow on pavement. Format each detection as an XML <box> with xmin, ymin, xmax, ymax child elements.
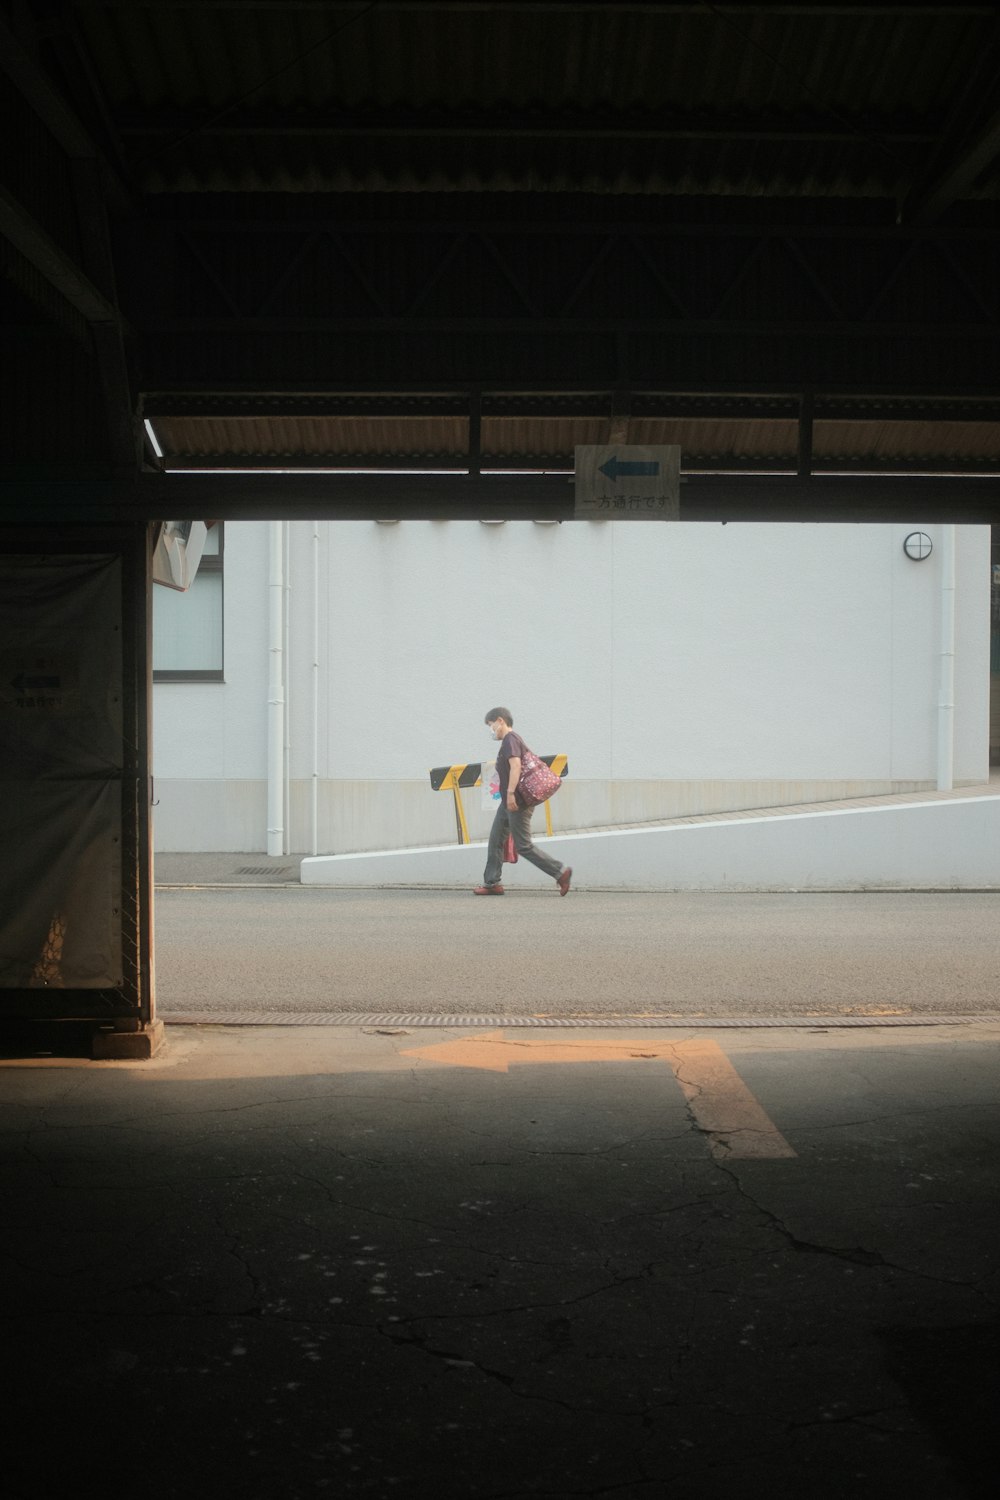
<box><xmin>2</xmin><ymin>1023</ymin><xmax>998</xmax><ymax>1498</ymax></box>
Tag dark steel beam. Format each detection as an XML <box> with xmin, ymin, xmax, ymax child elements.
<box><xmin>797</xmin><ymin>391</ymin><xmax>814</xmax><ymax>477</ymax></box>
<box><xmin>900</xmin><ymin>8</ymin><xmax>1000</xmax><ymax>226</ymax></box>
<box><xmin>141</xmin><ymin>316</ymin><xmax>1000</xmax><ymax>339</ymax></box>
<box><xmin>141</xmin><ymin>389</ymin><xmax>1000</xmax><ymax>422</ymax></box>
<box><xmin>117</xmin><ymin>109</ymin><xmax>934</xmax><ymax>147</ymax></box>
<box><xmin>0</xmin><ymin>13</ymin><xmax>131</xmax><ymax>212</ymax></box>
<box><xmin>143</xmin><ymin>392</ymin><xmax>476</xmax><ymax>417</ymax></box>
<box><xmin>906</xmin><ymin>101</ymin><xmax>1000</xmax><ymax>225</ymax></box>
<box><xmin>2</xmin><ymin>472</ymin><xmax>997</xmax><ymax>525</ymax></box>
<box><xmin>48</xmin><ymin>12</ymin><xmax>136</xmax><ymax>193</ymax></box>
<box><xmin>154</xmin><ymin>456</ymin><xmax>1000</xmax><ymax>477</ymax></box>
<box><xmin>118</xmin><ymin>219</ymin><xmax>1000</xmax><ymax>334</ymax></box>
<box><xmin>468</xmin><ymin>391</ymin><xmax>482</xmax><ymax>475</ymax></box>
<box><xmin>70</xmin><ymin>157</ymin><xmax>140</xmax><ymax>473</ymax></box>
<box><xmin>65</xmin><ymin>3</ymin><xmax>999</xmax><ymax>13</ymax></box>
<box><xmin>148</xmin><ymin>217</ymin><xmax>1000</xmax><ymax>240</ymax></box>
<box><xmin>1</xmin><ymin>2</ymin><xmax>138</xmax><ymax>472</ymax></box>
<box><xmin>0</xmin><ymin>184</ymin><xmax>122</xmax><ymax>326</ymax></box>
<box><xmin>156</xmin><ymin>454</ymin><xmax>473</xmax><ymax>470</ymax></box>
<box><xmin>0</xmin><ymin>177</ymin><xmax>138</xmax><ymax>471</ymax></box>
<box><xmin>812</xmin><ymin>394</ymin><xmax>1000</xmax><ymax>419</ymax></box>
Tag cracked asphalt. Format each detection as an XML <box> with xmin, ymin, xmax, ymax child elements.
<box><xmin>2</xmin><ymin>1021</ymin><xmax>999</xmax><ymax>1498</ymax></box>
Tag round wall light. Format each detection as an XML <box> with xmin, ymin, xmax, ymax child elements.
<box><xmin>903</xmin><ymin>531</ymin><xmax>933</xmax><ymax>561</ymax></box>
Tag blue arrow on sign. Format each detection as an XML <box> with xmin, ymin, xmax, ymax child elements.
<box><xmin>598</xmin><ymin>454</ymin><xmax>660</xmax><ymax>482</ymax></box>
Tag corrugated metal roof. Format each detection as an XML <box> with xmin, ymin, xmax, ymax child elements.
<box><xmin>815</xmin><ymin>419</ymin><xmax>1000</xmax><ymax>466</ymax></box>
<box><xmin>482</xmin><ymin>415</ymin><xmax>799</xmax><ymax>464</ymax></box>
<box><xmin>153</xmin><ymin>413</ymin><xmax>469</xmax><ymax>463</ymax></box>
<box><xmin>64</xmin><ymin>2</ymin><xmax>1000</xmax><ymax>198</ymax></box>
<box><xmin>151</xmin><ymin>410</ymin><xmax>1000</xmax><ymax>473</ymax></box>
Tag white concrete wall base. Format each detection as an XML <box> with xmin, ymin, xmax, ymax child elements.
<box><xmin>153</xmin><ymin>776</ymin><xmax>960</xmax><ymax>855</ymax></box>
<box><xmin>300</xmin><ymin>796</ymin><xmax>1000</xmax><ymax>892</ymax></box>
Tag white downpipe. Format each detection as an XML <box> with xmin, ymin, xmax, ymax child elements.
<box><xmin>311</xmin><ymin>522</ymin><xmax>320</xmax><ymax>856</ymax></box>
<box><xmin>283</xmin><ymin>521</ymin><xmax>291</xmax><ymax>849</ymax></box>
<box><xmin>937</xmin><ymin>524</ymin><xmax>956</xmax><ymax>792</ymax></box>
<box><xmin>267</xmin><ymin>520</ymin><xmax>285</xmax><ymax>855</ymax></box>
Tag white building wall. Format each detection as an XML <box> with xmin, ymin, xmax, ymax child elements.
<box><xmin>152</xmin><ymin>518</ymin><xmax>991</xmax><ymax>852</ymax></box>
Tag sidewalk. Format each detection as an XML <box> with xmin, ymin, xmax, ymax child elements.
<box><xmin>3</xmin><ymin>1020</ymin><xmax>998</xmax><ymax>1498</ymax></box>
<box><xmin>155</xmin><ymin>849</ymin><xmax>303</xmax><ymax>885</ymax></box>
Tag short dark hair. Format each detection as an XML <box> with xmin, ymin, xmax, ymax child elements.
<box><xmin>485</xmin><ymin>707</ymin><xmax>513</xmax><ymax>727</ymax></box>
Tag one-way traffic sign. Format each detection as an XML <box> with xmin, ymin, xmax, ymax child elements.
<box><xmin>575</xmin><ymin>444</ymin><xmax>680</xmax><ymax>519</ymax></box>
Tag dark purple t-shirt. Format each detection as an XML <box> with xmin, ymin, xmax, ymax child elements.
<box><xmin>496</xmin><ymin>730</ymin><xmax>530</xmax><ymax>805</ymax></box>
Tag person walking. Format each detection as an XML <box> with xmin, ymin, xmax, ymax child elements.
<box><xmin>474</xmin><ymin>707</ymin><xmax>572</xmax><ymax>896</ymax></box>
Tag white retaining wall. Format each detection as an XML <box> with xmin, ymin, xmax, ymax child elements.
<box><xmin>301</xmin><ymin>796</ymin><xmax>1000</xmax><ymax>892</ymax></box>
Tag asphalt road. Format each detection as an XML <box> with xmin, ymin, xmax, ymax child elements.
<box><xmin>154</xmin><ymin>887</ymin><xmax>1000</xmax><ymax>1018</ymax></box>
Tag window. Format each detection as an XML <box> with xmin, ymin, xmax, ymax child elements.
<box><xmin>153</xmin><ymin>523</ymin><xmax>224</xmax><ymax>681</ymax></box>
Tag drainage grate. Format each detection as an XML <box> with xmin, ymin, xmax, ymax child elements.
<box><xmin>157</xmin><ymin>1011</ymin><xmax>996</xmax><ymax>1029</ymax></box>
<box><xmin>236</xmin><ymin>866</ymin><xmax>294</xmax><ymax>876</ymax></box>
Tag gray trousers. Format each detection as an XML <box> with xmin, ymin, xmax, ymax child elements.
<box><xmin>483</xmin><ymin>801</ymin><xmax>564</xmax><ymax>885</ymax></box>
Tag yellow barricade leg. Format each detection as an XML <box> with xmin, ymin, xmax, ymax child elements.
<box><xmin>453</xmin><ymin>785</ymin><xmax>471</xmax><ymax>845</ymax></box>
<box><xmin>544</xmin><ymin>800</ymin><xmax>553</xmax><ymax>837</ymax></box>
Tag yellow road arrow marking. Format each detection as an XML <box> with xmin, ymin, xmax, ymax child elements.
<box><xmin>400</xmin><ymin>1032</ymin><xmax>796</xmax><ymax>1160</ymax></box>
<box><xmin>667</xmin><ymin>1039</ymin><xmax>797</xmax><ymax>1160</ymax></box>
<box><xmin>402</xmin><ymin>1030</ymin><xmax>670</xmax><ymax>1074</ymax></box>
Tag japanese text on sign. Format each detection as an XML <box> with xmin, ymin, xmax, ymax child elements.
<box><xmin>574</xmin><ymin>445</ymin><xmax>681</xmax><ymax>520</ymax></box>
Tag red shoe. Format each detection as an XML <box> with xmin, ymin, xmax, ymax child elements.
<box><xmin>557</xmin><ymin>867</ymin><xmax>573</xmax><ymax>896</ymax></box>
<box><xmin>473</xmin><ymin>883</ymin><xmax>505</xmax><ymax>895</ymax></box>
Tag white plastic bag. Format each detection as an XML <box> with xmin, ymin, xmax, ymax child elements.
<box><xmin>481</xmin><ymin>759</ymin><xmax>501</xmax><ymax>812</ymax></box>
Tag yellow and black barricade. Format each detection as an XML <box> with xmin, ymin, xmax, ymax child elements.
<box><xmin>429</xmin><ymin>756</ymin><xmax>569</xmax><ymax>844</ymax></box>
